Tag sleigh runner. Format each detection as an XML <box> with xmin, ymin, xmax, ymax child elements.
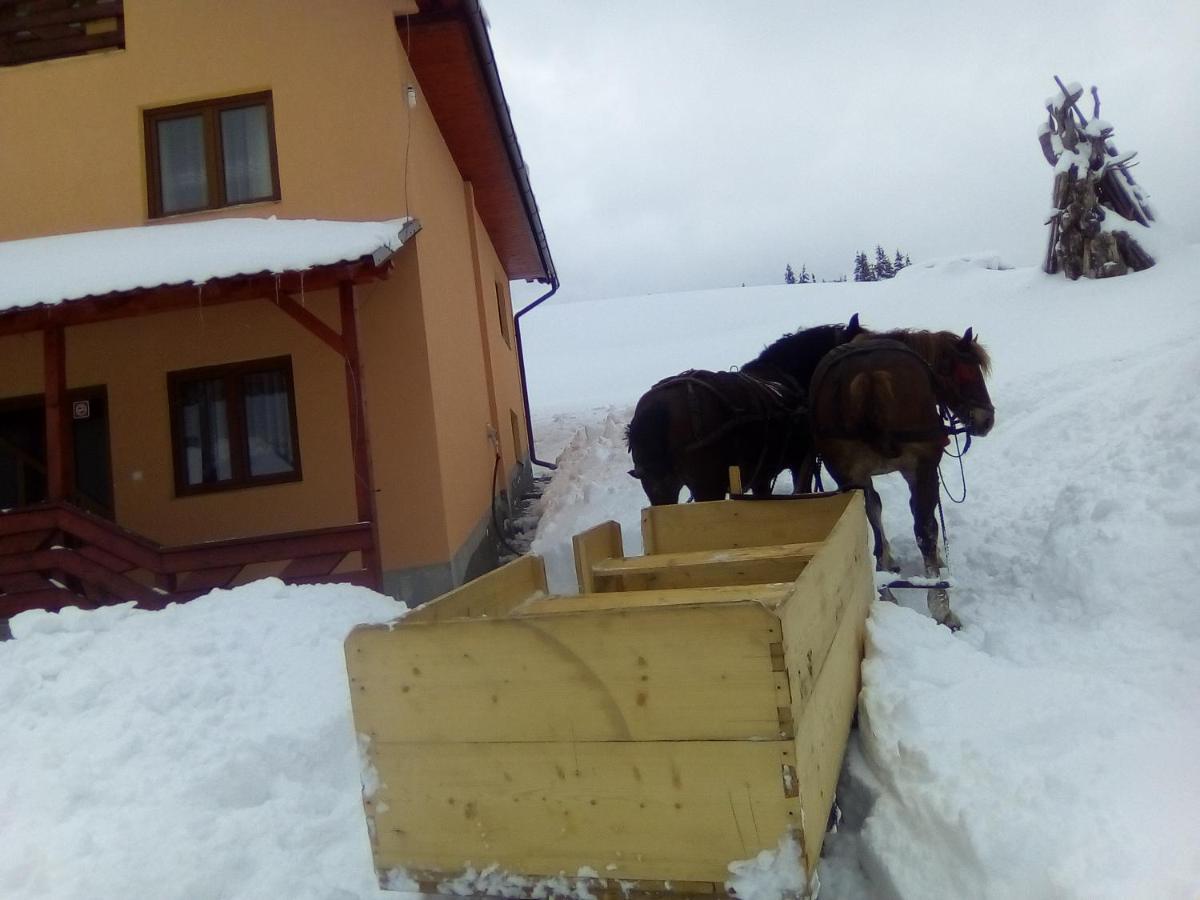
<box><xmin>345</xmin><ymin>490</ymin><xmax>872</xmax><ymax>898</ymax></box>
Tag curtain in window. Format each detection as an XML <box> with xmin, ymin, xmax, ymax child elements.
<box><xmin>221</xmin><ymin>105</ymin><xmax>273</xmax><ymax>204</ymax></box>
<box><xmin>242</xmin><ymin>371</ymin><xmax>295</xmax><ymax>477</ymax></box>
<box><xmin>157</xmin><ymin>115</ymin><xmax>208</xmax><ymax>214</ymax></box>
<box><xmin>179</xmin><ymin>378</ymin><xmax>231</xmax><ymax>486</ymax></box>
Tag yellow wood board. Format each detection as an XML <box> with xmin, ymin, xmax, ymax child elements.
<box><xmin>511</xmin><ymin>583</ymin><xmax>793</xmax><ymax>617</ymax></box>
<box><xmin>412</xmin><ymin>875</ymin><xmax>721</xmax><ymax>899</ymax></box>
<box><xmin>777</xmin><ymin>491</ymin><xmax>870</xmax><ymax>706</ymax></box>
<box><xmin>640</xmin><ymin>494</ymin><xmax>852</xmax><ymax>555</ymax></box>
<box><xmin>776</xmin><ymin>491</ymin><xmax>873</xmax><ymax>870</ymax></box>
<box><xmin>591</xmin><ymin>542</ymin><xmax>817</xmax><ymax>592</ymax></box>
<box><xmin>573</xmin><ymin>520</ymin><xmax>623</xmax><ymax>593</ymax></box>
<box><xmin>792</xmin><ymin>570</ymin><xmax>871</xmax><ymax>872</ymax></box>
<box><xmin>403</xmin><ymin>554</ymin><xmax>547</xmax><ymax>625</ymax></box>
<box><xmin>366</xmin><ymin>740</ymin><xmax>801</xmax><ymax>885</ymax></box>
<box><xmin>347</xmin><ymin>602</ymin><xmax>790</xmax><ymax>743</ymax></box>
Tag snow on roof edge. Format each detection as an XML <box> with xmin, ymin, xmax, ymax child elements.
<box><xmin>0</xmin><ymin>216</ymin><xmax>419</xmax><ymax>313</ymax></box>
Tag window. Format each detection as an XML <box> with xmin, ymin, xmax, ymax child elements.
<box><xmin>494</xmin><ymin>280</ymin><xmax>512</xmax><ymax>348</ymax></box>
<box><xmin>144</xmin><ymin>91</ymin><xmax>280</xmax><ymax>218</ymax></box>
<box><xmin>167</xmin><ymin>357</ymin><xmax>301</xmax><ymax>495</ymax></box>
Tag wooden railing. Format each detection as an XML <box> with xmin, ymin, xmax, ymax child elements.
<box><xmin>0</xmin><ymin>501</ymin><xmax>376</xmax><ymax>619</ymax></box>
<box><xmin>0</xmin><ymin>0</ymin><xmax>124</xmax><ymax>67</ymax></box>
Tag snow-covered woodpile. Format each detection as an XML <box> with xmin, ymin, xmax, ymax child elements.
<box><xmin>1039</xmin><ymin>77</ymin><xmax>1155</xmax><ymax>279</ymax></box>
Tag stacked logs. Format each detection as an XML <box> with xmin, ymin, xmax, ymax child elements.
<box><xmin>1039</xmin><ymin>78</ymin><xmax>1155</xmax><ymax>279</ymax></box>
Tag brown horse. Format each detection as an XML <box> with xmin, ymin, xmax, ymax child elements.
<box><xmin>809</xmin><ymin>328</ymin><xmax>994</xmax><ymax>629</ymax></box>
<box><xmin>626</xmin><ymin>319</ymin><xmax>861</xmax><ymax>505</ymax></box>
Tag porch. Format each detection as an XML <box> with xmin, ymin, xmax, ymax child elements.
<box><xmin>0</xmin><ymin>501</ymin><xmax>374</xmax><ymax>629</ymax></box>
<box><xmin>0</xmin><ymin>217</ymin><xmax>420</xmax><ymax>628</ymax></box>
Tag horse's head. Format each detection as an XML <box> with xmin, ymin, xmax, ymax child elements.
<box><xmin>935</xmin><ymin>327</ymin><xmax>994</xmax><ymax>436</ymax></box>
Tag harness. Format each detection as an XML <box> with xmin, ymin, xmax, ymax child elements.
<box><xmin>808</xmin><ymin>338</ymin><xmax>970</xmax><ymax>446</ymax></box>
<box><xmin>646</xmin><ymin>369</ymin><xmax>806</xmax><ymax>488</ymax></box>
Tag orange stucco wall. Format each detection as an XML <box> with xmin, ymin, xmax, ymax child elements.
<box><xmin>0</xmin><ymin>0</ymin><xmax>534</xmax><ymax>579</ymax></box>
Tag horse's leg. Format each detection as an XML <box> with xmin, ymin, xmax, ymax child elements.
<box><xmin>903</xmin><ymin>459</ymin><xmax>959</xmax><ymax>630</ymax></box>
<box><xmin>792</xmin><ymin>450</ymin><xmax>816</xmax><ymax>494</ymax></box>
<box><xmin>864</xmin><ymin>481</ymin><xmax>897</xmax><ymax>574</ymax></box>
<box><xmin>688</xmin><ymin>466</ymin><xmax>729</xmax><ymax>502</ymax></box>
<box><xmin>826</xmin><ymin>458</ymin><xmax>895</xmax><ymax>574</ymax></box>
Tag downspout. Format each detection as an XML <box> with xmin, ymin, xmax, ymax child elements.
<box><xmin>514</xmin><ymin>276</ymin><xmax>560</xmax><ymax>470</ymax></box>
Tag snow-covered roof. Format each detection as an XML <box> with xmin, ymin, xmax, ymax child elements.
<box><xmin>0</xmin><ymin>216</ymin><xmax>418</xmax><ymax>313</ymax></box>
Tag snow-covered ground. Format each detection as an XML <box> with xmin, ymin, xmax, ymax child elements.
<box><xmin>2</xmin><ymin>229</ymin><xmax>1199</xmax><ymax>899</ymax></box>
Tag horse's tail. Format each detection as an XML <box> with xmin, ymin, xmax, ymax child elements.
<box><xmin>847</xmin><ymin>371</ymin><xmax>901</xmax><ymax>458</ymax></box>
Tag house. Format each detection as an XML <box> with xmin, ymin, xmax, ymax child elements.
<box><xmin>0</xmin><ymin>0</ymin><xmax>557</xmax><ymax>619</ymax></box>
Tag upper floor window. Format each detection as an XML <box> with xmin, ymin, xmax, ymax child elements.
<box><xmin>0</xmin><ymin>0</ymin><xmax>124</xmax><ymax>67</ymax></box>
<box><xmin>144</xmin><ymin>91</ymin><xmax>280</xmax><ymax>218</ymax></box>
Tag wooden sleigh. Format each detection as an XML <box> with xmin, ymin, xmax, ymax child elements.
<box><xmin>345</xmin><ymin>490</ymin><xmax>873</xmax><ymax>898</ymax></box>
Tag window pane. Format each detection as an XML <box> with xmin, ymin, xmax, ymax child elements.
<box><xmin>242</xmin><ymin>370</ymin><xmax>295</xmax><ymax>477</ymax></box>
<box><xmin>179</xmin><ymin>378</ymin><xmax>232</xmax><ymax>486</ymax></box>
<box><xmin>157</xmin><ymin>115</ymin><xmax>208</xmax><ymax>214</ymax></box>
<box><xmin>221</xmin><ymin>105</ymin><xmax>273</xmax><ymax>204</ymax></box>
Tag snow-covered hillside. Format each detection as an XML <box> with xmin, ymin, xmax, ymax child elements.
<box><xmin>524</xmin><ymin>230</ymin><xmax>1200</xmax><ymax>898</ymax></box>
<box><xmin>2</xmin><ymin>230</ymin><xmax>1198</xmax><ymax>899</ymax></box>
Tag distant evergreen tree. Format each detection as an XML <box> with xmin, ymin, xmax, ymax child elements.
<box><xmin>798</xmin><ymin>264</ymin><xmax>813</xmax><ymax>284</ymax></box>
<box><xmin>893</xmin><ymin>249</ymin><xmax>906</xmax><ymax>273</ymax></box>
<box><xmin>853</xmin><ymin>251</ymin><xmax>875</xmax><ymax>282</ymax></box>
<box><xmin>905</xmin><ymin>254</ymin><xmax>912</xmax><ymax>267</ymax></box>
<box><xmin>785</xmin><ymin>264</ymin><xmax>797</xmax><ymax>284</ymax></box>
<box><xmin>874</xmin><ymin>245</ymin><xmax>895</xmax><ymax>280</ymax></box>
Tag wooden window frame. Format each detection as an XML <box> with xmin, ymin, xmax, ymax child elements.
<box><xmin>167</xmin><ymin>356</ymin><xmax>303</xmax><ymax>498</ymax></box>
<box><xmin>494</xmin><ymin>280</ymin><xmax>512</xmax><ymax>349</ymax></box>
<box><xmin>144</xmin><ymin>91</ymin><xmax>281</xmax><ymax>219</ymax></box>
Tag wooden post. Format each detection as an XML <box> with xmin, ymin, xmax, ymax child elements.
<box><xmin>43</xmin><ymin>326</ymin><xmax>71</xmax><ymax>501</ymax></box>
<box><xmin>339</xmin><ymin>281</ymin><xmax>383</xmax><ymax>591</ymax></box>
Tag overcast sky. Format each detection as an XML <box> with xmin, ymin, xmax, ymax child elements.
<box><xmin>487</xmin><ymin>1</ymin><xmax>1200</xmax><ymax>305</ymax></box>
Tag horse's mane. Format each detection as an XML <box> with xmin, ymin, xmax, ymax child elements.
<box><xmin>871</xmin><ymin>328</ymin><xmax>991</xmax><ymax>374</ymax></box>
<box><xmin>743</xmin><ymin>323</ymin><xmax>852</xmax><ymax>376</ymax></box>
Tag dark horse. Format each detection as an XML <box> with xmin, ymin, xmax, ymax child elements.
<box><xmin>626</xmin><ymin>317</ymin><xmax>863</xmax><ymax>505</ymax></box>
<box><xmin>809</xmin><ymin>328</ymin><xmax>994</xmax><ymax>629</ymax></box>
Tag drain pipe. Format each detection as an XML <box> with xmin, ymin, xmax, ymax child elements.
<box><xmin>514</xmin><ymin>276</ymin><xmax>560</xmax><ymax>470</ymax></box>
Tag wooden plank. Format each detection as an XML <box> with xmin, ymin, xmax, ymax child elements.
<box><xmin>0</xmin><ymin>587</ymin><xmax>78</xmax><ymax>617</ymax></box>
<box><xmin>791</xmin><ymin>569</ymin><xmax>871</xmax><ymax>874</ymax></box>
<box><xmin>512</xmin><ymin>582</ymin><xmax>793</xmax><ymax>617</ymax></box>
<box><xmin>0</xmin><ymin>2</ymin><xmax>123</xmax><ymax>35</ymax></box>
<box><xmin>640</xmin><ymin>493</ymin><xmax>851</xmax><ymax>555</ymax></box>
<box><xmin>411</xmin><ymin>875</ymin><xmax>720</xmax><ymax>900</ymax></box>
<box><xmin>347</xmin><ymin>602</ymin><xmax>786</xmax><ymax>743</ymax></box>
<box><xmin>174</xmin><ymin>565</ymin><xmax>243</xmax><ymax>593</ymax></box>
<box><xmin>404</xmin><ymin>553</ymin><xmax>547</xmax><ymax>624</ymax></box>
<box><xmin>268</xmin><ymin>293</ymin><xmax>345</xmax><ymax>356</ymax></box>
<box><xmin>777</xmin><ymin>491</ymin><xmax>870</xmax><ymax>707</ymax></box>
<box><xmin>590</xmin><ymin>542</ymin><xmax>817</xmax><ymax>593</ymax></box>
<box><xmin>279</xmin><ymin>552</ymin><xmax>344</xmax><ymax>580</ymax></box>
<box><xmin>0</xmin><ymin>527</ymin><xmax>53</xmax><ymax>556</ymax></box>
<box><xmin>572</xmin><ymin>520</ymin><xmax>623</xmax><ymax>593</ymax></box>
<box><xmin>364</xmin><ymin>740</ymin><xmax>800</xmax><ymax>885</ymax></box>
<box><xmin>340</xmin><ymin>281</ymin><xmax>382</xmax><ymax>590</ymax></box>
<box><xmin>770</xmin><ymin>490</ymin><xmax>872</xmax><ymax>872</ymax></box>
<box><xmin>43</xmin><ymin>326</ymin><xmax>69</xmax><ymax>501</ymax></box>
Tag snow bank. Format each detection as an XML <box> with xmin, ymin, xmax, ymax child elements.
<box><xmin>0</xmin><ymin>579</ymin><xmax>405</xmax><ymax>900</ymax></box>
<box><xmin>527</xmin><ymin>235</ymin><xmax>1200</xmax><ymax>898</ymax></box>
